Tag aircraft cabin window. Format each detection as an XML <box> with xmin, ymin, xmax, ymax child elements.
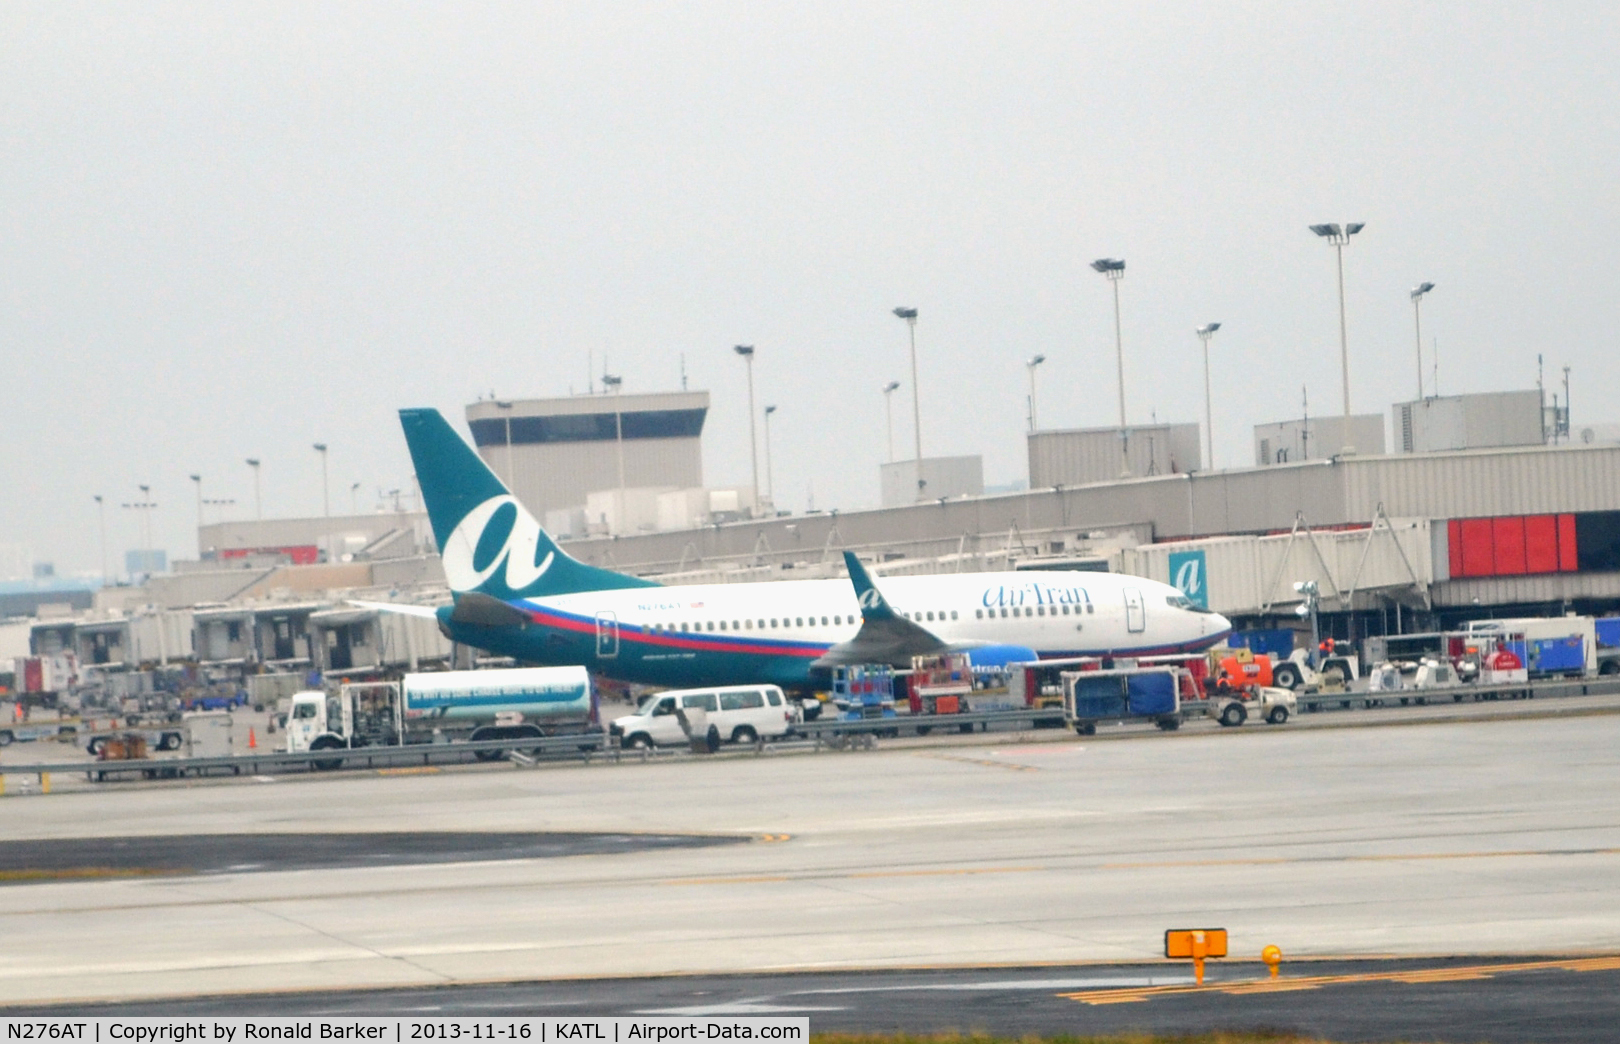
<box><xmin>706</xmin><ymin>621</ymin><xmax>715</xmax><ymax>631</ymax></box>
<box><xmin>771</xmin><ymin>618</ymin><xmax>778</xmax><ymax>627</ymax></box>
<box><xmin>1087</xmin><ymin>603</ymin><xmax>1095</xmax><ymax>614</ymax></box>
<box><xmin>1000</xmin><ymin>608</ymin><xmax>1008</xmax><ymax>618</ymax></box>
<box><xmin>951</xmin><ymin>610</ymin><xmax>958</xmax><ymax>620</ymax></box>
<box><xmin>975</xmin><ymin>609</ymin><xmax>983</xmax><ymax>619</ymax></box>
<box><xmin>926</xmin><ymin>611</ymin><xmax>934</xmax><ymax>622</ymax></box>
<box><xmin>795</xmin><ymin>617</ymin><xmax>804</xmax><ymax>626</ymax></box>
<box><xmin>821</xmin><ymin>616</ymin><xmax>828</xmax><ymax>625</ymax></box>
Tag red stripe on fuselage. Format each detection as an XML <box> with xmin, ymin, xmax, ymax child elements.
<box><xmin>521</xmin><ymin>604</ymin><xmax>828</xmax><ymax>659</ymax></box>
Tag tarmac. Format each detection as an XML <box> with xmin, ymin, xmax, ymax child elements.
<box><xmin>1</xmin><ymin>706</ymin><xmax>1618</xmax><ymax>1026</ymax></box>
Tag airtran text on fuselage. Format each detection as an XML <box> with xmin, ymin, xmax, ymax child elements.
<box><xmin>442</xmin><ymin>495</ymin><xmax>555</xmax><ymax>593</ymax></box>
<box><xmin>981</xmin><ymin>583</ymin><xmax>1092</xmax><ymax>608</ymax></box>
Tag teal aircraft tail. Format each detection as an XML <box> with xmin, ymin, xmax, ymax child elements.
<box><xmin>399</xmin><ymin>408</ymin><xmax>658</xmax><ymax>600</ymax></box>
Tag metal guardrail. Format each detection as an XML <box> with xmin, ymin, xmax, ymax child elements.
<box><xmin>1294</xmin><ymin>675</ymin><xmax>1620</xmax><ymax>712</ymax></box>
<box><xmin>795</xmin><ymin>707</ymin><xmax>1064</xmax><ymax>745</ymax></box>
<box><xmin>0</xmin><ymin>733</ymin><xmax>610</xmax><ymax>785</ymax></box>
<box><xmin>7</xmin><ymin>676</ymin><xmax>1620</xmax><ymax>790</ymax></box>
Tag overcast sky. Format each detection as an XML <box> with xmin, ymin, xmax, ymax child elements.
<box><xmin>4</xmin><ymin>2</ymin><xmax>1618</xmax><ymax>577</ymax></box>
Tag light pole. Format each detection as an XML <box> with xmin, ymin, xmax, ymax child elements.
<box><xmin>1025</xmin><ymin>354</ymin><xmax>1046</xmax><ymax>432</ymax></box>
<box><xmin>1089</xmin><ymin>259</ymin><xmax>1127</xmax><ymax>427</ymax></box>
<box><xmin>245</xmin><ymin>458</ymin><xmax>261</xmax><ymax>520</ymax></box>
<box><xmin>892</xmin><ymin>307</ymin><xmax>924</xmax><ymax>498</ymax></box>
<box><xmin>1090</xmin><ymin>259</ymin><xmax>1129</xmax><ymax>476</ymax></box>
<box><xmin>313</xmin><ymin>443</ymin><xmax>330</xmax><ymax>563</ymax></box>
<box><xmin>312</xmin><ymin>443</ymin><xmax>329</xmax><ymax>517</ymax></box>
<box><xmin>189</xmin><ymin>473</ymin><xmax>203</xmax><ymax>556</ymax></box>
<box><xmin>1294</xmin><ymin>580</ymin><xmax>1321</xmax><ymax>667</ymax></box>
<box><xmin>122</xmin><ymin>486</ymin><xmax>157</xmax><ymax>574</ymax></box>
<box><xmin>733</xmin><ymin>345</ymin><xmax>759</xmax><ymax>506</ymax></box>
<box><xmin>1563</xmin><ymin>365</ymin><xmax>1572</xmax><ymax>442</ymax></box>
<box><xmin>1309</xmin><ymin>222</ymin><xmax>1366</xmax><ymax>453</ymax></box>
<box><xmin>93</xmin><ymin>495</ymin><xmax>107</xmax><ymax>585</ymax></box>
<box><xmin>1196</xmin><ymin>323</ymin><xmax>1222</xmax><ymax>470</ymax></box>
<box><xmin>763</xmin><ymin>404</ymin><xmax>777</xmax><ymax>511</ymax></box>
<box><xmin>881</xmin><ymin>380</ymin><xmax>900</xmax><ymax>463</ymax></box>
<box><xmin>601</xmin><ymin>373</ymin><xmax>625</xmax><ymax>530</ymax></box>
<box><xmin>494</xmin><ymin>400</ymin><xmax>515</xmax><ymax>489</ymax></box>
<box><xmin>1410</xmin><ymin>282</ymin><xmax>1435</xmax><ymax>400</ymax></box>
<box><xmin>350</xmin><ymin>482</ymin><xmax>361</xmax><ymax>514</ymax></box>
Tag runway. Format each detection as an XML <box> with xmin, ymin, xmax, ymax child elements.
<box><xmin>10</xmin><ymin>958</ymin><xmax>1619</xmax><ymax>1043</ymax></box>
<box><xmin>2</xmin><ymin>709</ymin><xmax>1618</xmax><ymax>1024</ymax></box>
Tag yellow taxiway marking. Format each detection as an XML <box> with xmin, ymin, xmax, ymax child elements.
<box><xmin>375</xmin><ymin>766</ymin><xmax>441</xmax><ymax>776</ymax></box>
<box><xmin>1101</xmin><ymin>846</ymin><xmax>1620</xmax><ymax>871</ymax></box>
<box><xmin>1059</xmin><ymin>956</ymin><xmax>1620</xmax><ymax>1005</ymax></box>
<box><xmin>757</xmin><ymin>834</ymin><xmax>792</xmax><ymax>842</ymax></box>
<box><xmin>0</xmin><ymin>868</ymin><xmax>181</xmax><ymax>882</ymax></box>
<box><xmin>663</xmin><ymin>865</ymin><xmax>1043</xmax><ymax>887</ymax></box>
<box><xmin>922</xmin><ymin>754</ymin><xmax>1041</xmax><ymax>772</ymax></box>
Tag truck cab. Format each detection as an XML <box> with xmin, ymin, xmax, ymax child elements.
<box><xmin>286</xmin><ymin>683</ymin><xmax>403</xmax><ymax>754</ymax></box>
<box><xmin>285</xmin><ymin>690</ymin><xmax>343</xmax><ymax>753</ymax></box>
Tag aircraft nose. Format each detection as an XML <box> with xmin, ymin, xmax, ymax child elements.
<box><xmin>1207</xmin><ymin>612</ymin><xmax>1232</xmax><ymax>636</ymax></box>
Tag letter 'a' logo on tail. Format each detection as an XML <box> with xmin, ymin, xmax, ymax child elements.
<box><xmin>399</xmin><ymin>408</ymin><xmax>658</xmax><ymax>600</ymax></box>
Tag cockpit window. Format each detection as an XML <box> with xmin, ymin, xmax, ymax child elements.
<box><xmin>1167</xmin><ymin>593</ymin><xmax>1214</xmax><ymax>613</ymax></box>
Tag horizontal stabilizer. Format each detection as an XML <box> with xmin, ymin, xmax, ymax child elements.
<box><xmin>347</xmin><ymin>600</ymin><xmax>441</xmax><ymax>620</ymax></box>
<box><xmin>449</xmin><ymin>592</ymin><xmax>532</xmax><ymax>629</ymax></box>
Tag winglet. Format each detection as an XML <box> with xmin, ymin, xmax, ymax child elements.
<box><xmin>843</xmin><ymin>551</ymin><xmax>898</xmax><ymax>621</ymax></box>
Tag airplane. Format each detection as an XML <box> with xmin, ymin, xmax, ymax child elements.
<box><xmin>369</xmin><ymin>408</ymin><xmax>1232</xmax><ymax>692</ymax></box>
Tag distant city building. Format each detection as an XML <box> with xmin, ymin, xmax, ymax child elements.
<box><xmin>466</xmin><ymin>391</ymin><xmax>709</xmax><ymax>522</ymax></box>
<box><xmin>124</xmin><ymin>549</ymin><xmax>167</xmax><ymax>575</ymax></box>
<box><xmin>1029</xmin><ymin>424</ymin><xmax>1200</xmax><ymax>487</ymax></box>
<box><xmin>198</xmin><ymin>513</ymin><xmax>430</xmax><ymax>563</ymax></box>
<box><xmin>1254</xmin><ymin>414</ymin><xmax>1385</xmax><ymax>465</ymax></box>
<box><xmin>0</xmin><ymin>543</ymin><xmax>32</xmax><ymax>582</ymax></box>
<box><xmin>1392</xmin><ymin>390</ymin><xmax>1545</xmax><ymax>454</ymax></box>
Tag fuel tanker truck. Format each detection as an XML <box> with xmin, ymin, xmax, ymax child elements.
<box><xmin>285</xmin><ymin>666</ymin><xmax>600</xmax><ymax>763</ymax></box>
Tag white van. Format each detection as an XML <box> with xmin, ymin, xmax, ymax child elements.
<box><xmin>610</xmin><ymin>685</ymin><xmax>797</xmax><ymax>749</ymax></box>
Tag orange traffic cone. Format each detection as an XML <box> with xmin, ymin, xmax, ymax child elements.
<box><xmin>247</xmin><ymin>727</ymin><xmax>258</xmax><ymax>749</ymax></box>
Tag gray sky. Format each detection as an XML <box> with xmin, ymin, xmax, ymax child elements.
<box><xmin>4</xmin><ymin>2</ymin><xmax>1619</xmax><ymax>577</ymax></box>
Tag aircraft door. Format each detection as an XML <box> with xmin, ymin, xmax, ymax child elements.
<box><xmin>595</xmin><ymin>611</ymin><xmax>620</xmax><ymax>659</ymax></box>
<box><xmin>1123</xmin><ymin>588</ymin><xmax>1146</xmax><ymax>634</ymax></box>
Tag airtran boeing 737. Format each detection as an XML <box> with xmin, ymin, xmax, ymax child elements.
<box><xmin>374</xmin><ymin>408</ymin><xmax>1231</xmax><ymax>691</ymax></box>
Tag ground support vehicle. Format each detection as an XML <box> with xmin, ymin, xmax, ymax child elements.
<box><xmin>1462</xmin><ymin>617</ymin><xmax>1596</xmax><ymax>678</ymax></box>
<box><xmin>84</xmin><ymin>724</ymin><xmax>183</xmax><ymax>754</ymax></box>
<box><xmin>0</xmin><ymin>719</ymin><xmax>82</xmax><ymax>746</ymax></box>
<box><xmin>610</xmin><ymin>684</ymin><xmax>797</xmax><ymax>750</ymax></box>
<box><xmin>1061</xmin><ymin>666</ymin><xmax>1184</xmax><ymax>735</ymax></box>
<box><xmin>1597</xmin><ymin>618</ymin><xmax>1620</xmax><ymax>675</ymax></box>
<box><xmin>905</xmin><ymin>654</ymin><xmax>1022</xmax><ymax>733</ymax></box>
<box><xmin>287</xmin><ymin>666</ymin><xmax>600</xmax><ymax>766</ymax></box>
<box><xmin>831</xmin><ymin>664</ymin><xmax>898</xmax><ymax>738</ymax></box>
<box><xmin>1209</xmin><ymin>685</ymin><xmax>1296</xmax><ymax>726</ymax></box>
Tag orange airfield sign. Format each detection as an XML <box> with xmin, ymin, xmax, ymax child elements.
<box><xmin>1165</xmin><ymin>928</ymin><xmax>1228</xmax><ymax>958</ymax></box>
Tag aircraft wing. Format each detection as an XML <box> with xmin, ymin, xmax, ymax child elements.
<box><xmin>811</xmin><ymin>552</ymin><xmax>948</xmax><ymax>669</ymax></box>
